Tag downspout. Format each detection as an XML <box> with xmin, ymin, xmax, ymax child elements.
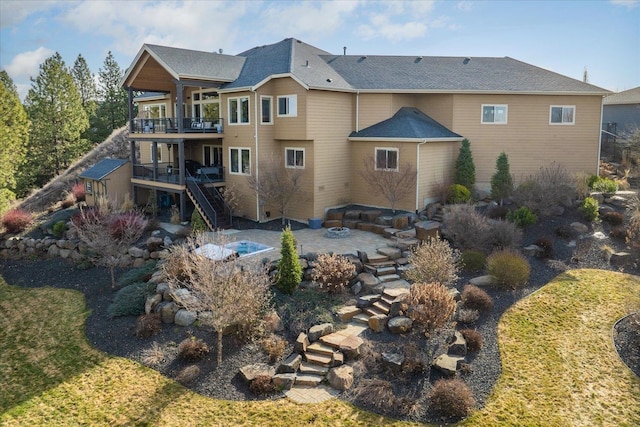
<box><xmin>253</xmin><ymin>89</ymin><xmax>260</xmax><ymax>221</ymax></box>
<box><xmin>356</xmin><ymin>91</ymin><xmax>360</xmax><ymax>132</ymax></box>
<box><xmin>415</xmin><ymin>139</ymin><xmax>427</xmax><ymax>213</ymax></box>
<box><xmin>597</xmin><ymin>96</ymin><xmax>604</xmax><ymax>175</ymax></box>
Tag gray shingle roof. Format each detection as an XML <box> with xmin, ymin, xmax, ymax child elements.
<box><xmin>603</xmin><ymin>87</ymin><xmax>640</xmax><ymax>105</ymax></box>
<box><xmin>80</xmin><ymin>159</ymin><xmax>128</xmax><ymax>180</ymax></box>
<box><xmin>145</xmin><ymin>44</ymin><xmax>245</xmax><ymax>82</ymax></box>
<box><xmin>323</xmin><ymin>55</ymin><xmax>608</xmax><ymax>94</ymax></box>
<box><xmin>349</xmin><ymin>107</ymin><xmax>462</xmax><ymax>140</ymax></box>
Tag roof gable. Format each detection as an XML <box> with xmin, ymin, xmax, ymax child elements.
<box><xmin>603</xmin><ymin>87</ymin><xmax>640</xmax><ymax>105</ymax></box>
<box><xmin>349</xmin><ymin>107</ymin><xmax>462</xmax><ymax>140</ymax></box>
<box><xmin>80</xmin><ymin>159</ymin><xmax>128</xmax><ymax>180</ymax></box>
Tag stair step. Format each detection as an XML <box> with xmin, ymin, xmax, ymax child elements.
<box><xmin>380</xmin><ymin>294</ymin><xmax>397</xmax><ymax>305</ymax></box>
<box><xmin>375</xmin><ymin>266</ymin><xmax>397</xmax><ymax>276</ymax></box>
<box><xmin>352</xmin><ymin>313</ymin><xmax>371</xmax><ymax>324</ymax></box>
<box><xmin>295</xmin><ymin>374</ymin><xmax>324</xmax><ymax>387</ymax></box>
<box><xmin>383</xmin><ymin>287</ymin><xmax>411</xmax><ymax>299</ymax></box>
<box><xmin>299</xmin><ymin>361</ymin><xmax>329</xmax><ymax>375</ymax></box>
<box><xmin>372</xmin><ymin>301</ymin><xmax>390</xmax><ymax>314</ymax></box>
<box><xmin>306</xmin><ymin>342</ymin><xmax>335</xmax><ymax>356</ymax></box>
<box><xmin>319</xmin><ymin>332</ymin><xmax>349</xmax><ymax>349</ymax></box>
<box><xmin>304</xmin><ymin>352</ymin><xmax>333</xmax><ymax>366</ymax></box>
<box><xmin>364</xmin><ymin>306</ymin><xmax>387</xmax><ymax>317</ymax></box>
<box><xmin>379</xmin><ymin>274</ymin><xmax>400</xmax><ymax>283</ymax></box>
<box><xmin>367</xmin><ymin>253</ymin><xmax>389</xmax><ymax>263</ymax></box>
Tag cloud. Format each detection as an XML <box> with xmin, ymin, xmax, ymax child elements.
<box><xmin>355</xmin><ymin>0</ymin><xmax>436</xmax><ymax>42</ymax></box>
<box><xmin>0</xmin><ymin>0</ymin><xmax>59</xmax><ymax>28</ymax></box>
<box><xmin>357</xmin><ymin>14</ymin><xmax>427</xmax><ymax>42</ymax></box>
<box><xmin>4</xmin><ymin>46</ymin><xmax>54</xmax><ymax>79</ymax></box>
<box><xmin>610</xmin><ymin>0</ymin><xmax>638</xmax><ymax>7</ymax></box>
<box><xmin>456</xmin><ymin>1</ymin><xmax>473</xmax><ymax>12</ymax></box>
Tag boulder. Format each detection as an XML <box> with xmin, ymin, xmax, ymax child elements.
<box><xmin>523</xmin><ymin>244</ymin><xmax>544</xmax><ymax>257</ymax></box>
<box><xmin>157</xmin><ymin>301</ymin><xmax>180</xmax><ymax>323</ymax></box>
<box><xmin>264</xmin><ymin>311</ymin><xmax>284</xmax><ymax>333</ymax></box>
<box><xmin>327</xmin><ymin>365</ymin><xmax>354</xmax><ymax>390</ymax></box>
<box><xmin>355</xmin><ymin>272</ymin><xmax>380</xmax><ymax>290</ymax></box>
<box><xmin>326</xmin><ymin>210</ymin><xmax>345</xmax><ymax>221</ymax></box>
<box><xmin>392</xmin><ymin>216</ymin><xmax>409</xmax><ymax>230</ymax></box>
<box><xmin>163</xmin><ymin>236</ymin><xmax>173</xmax><ymax>247</ymax></box>
<box><xmin>469</xmin><ymin>275</ymin><xmax>496</xmax><ymax>287</ymax></box>
<box><xmin>173</xmin><ymin>309</ymin><xmax>196</xmax><ymax>326</ymax></box>
<box><xmin>128</xmin><ymin>246</ymin><xmax>146</xmax><ymax>258</ymax></box>
<box><xmin>277</xmin><ymin>353</ymin><xmax>302</xmax><ymax>374</ymax></box>
<box><xmin>448</xmin><ymin>331</ymin><xmax>467</xmax><ymax>357</ymax></box>
<box><xmin>368</xmin><ymin>314</ymin><xmax>388</xmax><ymax>333</ymax></box>
<box><xmin>272</xmin><ymin>373</ymin><xmax>296</xmax><ymax>390</ymax></box>
<box><xmin>332</xmin><ymin>352</ymin><xmax>344</xmax><ymax>367</ymax></box>
<box><xmin>432</xmin><ymin>354</ymin><xmax>463</xmax><ymax>376</ymax></box>
<box><xmin>336</xmin><ymin>306</ymin><xmax>361</xmax><ymax>322</ymax></box>
<box><xmin>146</xmin><ymin>236</ymin><xmax>164</xmax><ymax>252</ymax></box>
<box><xmin>570</xmin><ymin>222</ymin><xmax>589</xmax><ymax>234</ymax></box>
<box><xmin>414</xmin><ymin>221</ymin><xmax>441</xmax><ymax>241</ymax></box>
<box><xmin>145</xmin><ymin>293</ymin><xmax>163</xmax><ymax>314</ymax></box>
<box><xmin>308</xmin><ymin>323</ymin><xmax>333</xmax><ymax>342</ymax></box>
<box><xmin>610</xmin><ymin>252</ymin><xmax>633</xmax><ymax>267</ymax></box>
<box><xmin>361</xmin><ymin>210</ymin><xmax>382</xmax><ymax>222</ymax></box>
<box><xmin>387</xmin><ymin>316</ymin><xmax>413</xmax><ymax>334</ymax></box>
<box><xmin>239</xmin><ymin>363</ymin><xmax>275</xmax><ymax>382</ymax></box>
<box><xmin>377</xmin><ymin>247</ymin><xmax>402</xmax><ymax>260</ymax></box>
<box><xmin>382</xmin><ymin>352</ymin><xmax>405</xmax><ymax>369</ymax></box>
<box><xmin>356</xmin><ymin>294</ymin><xmax>380</xmax><ymax>308</ymax></box>
<box><xmin>295</xmin><ymin>332</ymin><xmax>310</xmax><ymax>353</ymax></box>
<box><xmin>339</xmin><ymin>335</ymin><xmax>364</xmax><ymax>360</ymax></box>
<box><xmin>350</xmin><ymin>281</ymin><xmax>362</xmax><ymax>295</ymax></box>
<box><xmin>344</xmin><ymin>210</ymin><xmax>362</xmax><ymax>220</ymax></box>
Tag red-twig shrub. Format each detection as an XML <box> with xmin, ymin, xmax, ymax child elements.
<box><xmin>429</xmin><ymin>378</ymin><xmax>476</xmax><ymax>418</ymax></box>
<box><xmin>250</xmin><ymin>375</ymin><xmax>276</xmax><ymax>395</ymax></box>
<box><xmin>109</xmin><ymin>211</ymin><xmax>148</xmax><ymax>240</ymax></box>
<box><xmin>71</xmin><ymin>182</ymin><xmax>86</xmax><ymax>202</ymax></box>
<box><xmin>178</xmin><ymin>337</ymin><xmax>210</xmax><ymax>362</ymax></box>
<box><xmin>2</xmin><ymin>209</ymin><xmax>33</xmax><ymax>234</ymax></box>
<box><xmin>460</xmin><ymin>329</ymin><xmax>483</xmax><ymax>352</ymax></box>
<box><xmin>461</xmin><ymin>284</ymin><xmax>493</xmax><ymax>312</ymax></box>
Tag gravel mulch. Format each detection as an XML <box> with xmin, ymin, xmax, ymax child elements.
<box><xmin>1</xmin><ymin>202</ymin><xmax>638</xmax><ymax>423</ymax></box>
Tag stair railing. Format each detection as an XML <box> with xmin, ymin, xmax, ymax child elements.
<box><xmin>185</xmin><ymin>171</ymin><xmax>218</xmax><ymax>229</ymax></box>
<box><xmin>196</xmin><ymin>172</ymin><xmax>233</xmax><ymax>227</ymax></box>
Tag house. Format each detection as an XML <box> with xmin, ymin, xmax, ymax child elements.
<box><xmin>602</xmin><ymin>86</ymin><xmax>640</xmax><ymax>143</ymax></box>
<box><xmin>79</xmin><ymin>158</ymin><xmax>131</xmax><ymax>207</ymax></box>
<box><xmin>120</xmin><ymin>38</ymin><xmax>609</xmax><ymax>228</ymax></box>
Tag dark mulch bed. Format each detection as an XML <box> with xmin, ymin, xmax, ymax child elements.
<box><xmin>1</xmin><ymin>201</ymin><xmax>638</xmax><ymax>423</ymax></box>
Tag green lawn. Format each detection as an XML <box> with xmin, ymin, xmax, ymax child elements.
<box><xmin>1</xmin><ymin>269</ymin><xmax>638</xmax><ymax>426</ymax></box>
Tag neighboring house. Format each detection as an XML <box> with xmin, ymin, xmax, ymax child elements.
<box><xmin>79</xmin><ymin>159</ymin><xmax>131</xmax><ymax>207</ymax></box>
<box><xmin>602</xmin><ymin>86</ymin><xmax>640</xmax><ymax>142</ymax></box>
<box><xmin>120</xmin><ymin>38</ymin><xmax>608</xmax><ymax>227</ymax></box>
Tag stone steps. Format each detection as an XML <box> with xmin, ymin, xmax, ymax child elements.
<box><xmin>364</xmin><ymin>306</ymin><xmax>387</xmax><ymax>317</ymax></box>
<box><xmin>352</xmin><ymin>313</ymin><xmax>371</xmax><ymax>324</ymax></box>
<box><xmin>306</xmin><ymin>342</ymin><xmax>335</xmax><ymax>357</ymax></box>
<box><xmin>299</xmin><ymin>361</ymin><xmax>329</xmax><ymax>375</ymax></box>
<box><xmin>372</xmin><ymin>300</ymin><xmax>390</xmax><ymax>314</ymax></box>
<box><xmin>295</xmin><ymin>374</ymin><xmax>324</xmax><ymax>387</ymax></box>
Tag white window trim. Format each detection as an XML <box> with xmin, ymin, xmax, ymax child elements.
<box><xmin>277</xmin><ymin>95</ymin><xmax>298</xmax><ymax>117</ymax></box>
<box><xmin>85</xmin><ymin>181</ymin><xmax>93</xmax><ymax>195</ymax></box>
<box><xmin>375</xmin><ymin>147</ymin><xmax>399</xmax><ymax>171</ymax></box>
<box><xmin>143</xmin><ymin>103</ymin><xmax>167</xmax><ymax>119</ymax></box>
<box><xmin>549</xmin><ymin>105</ymin><xmax>576</xmax><ymax>125</ymax></box>
<box><xmin>260</xmin><ymin>95</ymin><xmax>273</xmax><ymax>125</ymax></box>
<box><xmin>150</xmin><ymin>143</ymin><xmax>162</xmax><ymax>163</ymax></box>
<box><xmin>227</xmin><ymin>96</ymin><xmax>250</xmax><ymax>125</ymax></box>
<box><xmin>481</xmin><ymin>104</ymin><xmax>508</xmax><ymax>124</ymax></box>
<box><xmin>285</xmin><ymin>147</ymin><xmax>305</xmax><ymax>169</ymax></box>
<box><xmin>229</xmin><ymin>147</ymin><xmax>251</xmax><ymax>175</ymax></box>
<box><xmin>191</xmin><ymin>89</ymin><xmax>219</xmax><ymax>121</ymax></box>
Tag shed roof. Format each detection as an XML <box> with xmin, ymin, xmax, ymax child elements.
<box><xmin>349</xmin><ymin>107</ymin><xmax>463</xmax><ymax>140</ymax></box>
<box><xmin>80</xmin><ymin>159</ymin><xmax>128</xmax><ymax>180</ymax></box>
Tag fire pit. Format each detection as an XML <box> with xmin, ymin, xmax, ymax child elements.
<box><xmin>325</xmin><ymin>226</ymin><xmax>350</xmax><ymax>238</ymax></box>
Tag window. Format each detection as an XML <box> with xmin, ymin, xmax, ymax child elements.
<box><xmin>143</xmin><ymin>103</ymin><xmax>167</xmax><ymax>119</ymax></box>
<box><xmin>261</xmin><ymin>96</ymin><xmax>272</xmax><ymax>124</ymax></box>
<box><xmin>228</xmin><ymin>96</ymin><xmax>250</xmax><ymax>124</ymax></box>
<box><xmin>85</xmin><ymin>181</ymin><xmax>93</xmax><ymax>194</ymax></box>
<box><xmin>375</xmin><ymin>148</ymin><xmax>398</xmax><ymax>171</ymax></box>
<box><xmin>277</xmin><ymin>95</ymin><xmax>297</xmax><ymax>117</ymax></box>
<box><xmin>481</xmin><ymin>104</ymin><xmax>508</xmax><ymax>124</ymax></box>
<box><xmin>192</xmin><ymin>90</ymin><xmax>219</xmax><ymax>122</ymax></box>
<box><xmin>150</xmin><ymin>143</ymin><xmax>162</xmax><ymax>162</ymax></box>
<box><xmin>285</xmin><ymin>148</ymin><xmax>305</xmax><ymax>168</ymax></box>
<box><xmin>229</xmin><ymin>148</ymin><xmax>250</xmax><ymax>175</ymax></box>
<box><xmin>550</xmin><ymin>105</ymin><xmax>575</xmax><ymax>125</ymax></box>
<box><xmin>203</xmin><ymin>145</ymin><xmax>222</xmax><ymax>167</ymax></box>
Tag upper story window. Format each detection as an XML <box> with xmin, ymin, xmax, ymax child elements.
<box><xmin>192</xmin><ymin>90</ymin><xmax>219</xmax><ymax>121</ymax></box>
<box><xmin>482</xmin><ymin>104</ymin><xmax>508</xmax><ymax>124</ymax></box>
<box><xmin>277</xmin><ymin>95</ymin><xmax>297</xmax><ymax>117</ymax></box>
<box><xmin>375</xmin><ymin>148</ymin><xmax>398</xmax><ymax>171</ymax></box>
<box><xmin>150</xmin><ymin>143</ymin><xmax>162</xmax><ymax>163</ymax></box>
<box><xmin>285</xmin><ymin>148</ymin><xmax>305</xmax><ymax>168</ymax></box>
<box><xmin>261</xmin><ymin>96</ymin><xmax>273</xmax><ymax>124</ymax></box>
<box><xmin>228</xmin><ymin>96</ymin><xmax>250</xmax><ymax>124</ymax></box>
<box><xmin>229</xmin><ymin>147</ymin><xmax>251</xmax><ymax>175</ymax></box>
<box><xmin>550</xmin><ymin>105</ymin><xmax>575</xmax><ymax>125</ymax></box>
<box><xmin>143</xmin><ymin>103</ymin><xmax>166</xmax><ymax>119</ymax></box>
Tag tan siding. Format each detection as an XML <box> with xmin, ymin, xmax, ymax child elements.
<box><xmin>415</xmin><ymin>94</ymin><xmax>455</xmax><ymax>129</ymax></box>
<box><xmin>418</xmin><ymin>141</ymin><xmax>459</xmax><ymax>207</ymax></box>
<box><xmin>84</xmin><ymin>164</ymin><xmax>132</xmax><ymax>208</ymax></box>
<box><xmin>451</xmin><ymin>94</ymin><xmax>602</xmax><ymax>187</ymax></box>
<box><xmin>357</xmin><ymin>93</ymin><xmax>394</xmax><ymax>130</ymax></box>
<box><xmin>272</xmin><ymin>78</ymin><xmax>308</xmax><ymax>140</ymax></box>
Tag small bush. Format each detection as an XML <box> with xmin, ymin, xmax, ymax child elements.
<box><xmin>461</xmin><ymin>285</ymin><xmax>493</xmax><ymax>312</ymax></box>
<box><xmin>457</xmin><ymin>308</ymin><xmax>480</xmax><ymax>324</ymax></box>
<box><xmin>534</xmin><ymin>237</ymin><xmax>553</xmax><ymax>258</ymax></box>
<box><xmin>276</xmin><ymin>226</ymin><xmax>303</xmax><ymax>295</ymax></box>
<box><xmin>447</xmin><ymin>184</ymin><xmax>471</xmax><ymax>204</ymax></box>
<box><xmin>627</xmin><ymin>196</ymin><xmax>640</xmax><ymax>246</ymax></box>
<box><xmin>402</xmin><ymin>343</ymin><xmax>427</xmax><ymax>375</ymax></box>
<box><xmin>407</xmin><ymin>282</ymin><xmax>456</xmax><ymax>332</ymax></box>
<box><xmin>590</xmin><ymin>176</ymin><xmax>618</xmax><ymax>194</ymax></box>
<box><xmin>250</xmin><ymin>375</ymin><xmax>276</xmax><ymax>395</ymax></box>
<box><xmin>610</xmin><ymin>225</ymin><xmax>627</xmax><ymax>239</ymax></box>
<box><xmin>579</xmin><ymin>197</ymin><xmax>599</xmax><ymax>222</ymax></box>
<box><xmin>117</xmin><ymin>261</ymin><xmax>158</xmax><ymax>289</ymax></box>
<box><xmin>487</xmin><ymin>205</ymin><xmax>509</xmax><ymax>219</ymax></box>
<box><xmin>71</xmin><ymin>182</ymin><xmax>86</xmax><ymax>202</ymax></box>
<box><xmin>487</xmin><ymin>220</ymin><xmax>523</xmax><ymax>250</ymax></box>
<box><xmin>486</xmin><ymin>249</ymin><xmax>531</xmax><ymax>289</ymax></box>
<box><xmin>429</xmin><ymin>378</ymin><xmax>476</xmax><ymax>419</ymax></box>
<box><xmin>190</xmin><ymin>209</ymin><xmax>207</xmax><ymax>234</ymax></box>
<box><xmin>260</xmin><ymin>334</ymin><xmax>287</xmax><ymax>362</ymax></box>
<box><xmin>406</xmin><ymin>237</ymin><xmax>461</xmax><ymax>286</ymax></box>
<box><xmin>512</xmin><ymin>163</ymin><xmax>575</xmax><ymax>214</ymax></box>
<box><xmin>134</xmin><ymin>313</ymin><xmax>162</xmax><ymax>338</ymax></box>
<box><xmin>141</xmin><ymin>342</ymin><xmax>167</xmax><ymax>367</ymax></box>
<box><xmin>442</xmin><ymin>204</ymin><xmax>489</xmax><ymax>251</ymax></box>
<box><xmin>312</xmin><ymin>253</ymin><xmax>356</xmax><ymax>294</ymax></box>
<box><xmin>348</xmin><ymin>379</ymin><xmax>415</xmax><ymax>417</ymax></box>
<box><xmin>61</xmin><ymin>194</ymin><xmax>76</xmax><ymax>208</ymax></box>
<box><xmin>178</xmin><ymin>336</ymin><xmax>210</xmax><ymax>362</ymax></box>
<box><xmin>555</xmin><ymin>224</ymin><xmax>575</xmax><ymax>238</ymax></box>
<box><xmin>275</xmin><ymin>288</ymin><xmax>341</xmax><ymax>338</ymax></box>
<box><xmin>2</xmin><ymin>208</ymin><xmax>33</xmax><ymax>234</ymax></box>
<box><xmin>461</xmin><ymin>250</ymin><xmax>486</xmax><ymax>273</ymax></box>
<box><xmin>52</xmin><ymin>220</ymin><xmax>68</xmax><ymax>238</ymax></box>
<box><xmin>109</xmin><ymin>211</ymin><xmax>148</xmax><ymax>240</ymax></box>
<box><xmin>176</xmin><ymin>365</ymin><xmax>201</xmax><ymax>385</ymax></box>
<box><xmin>460</xmin><ymin>329</ymin><xmax>483</xmax><ymax>353</ymax></box>
<box><xmin>506</xmin><ymin>206</ymin><xmax>537</xmax><ymax>227</ymax></box>
<box><xmin>107</xmin><ymin>282</ymin><xmax>155</xmax><ymax>318</ymax></box>
<box><xmin>602</xmin><ymin>211</ymin><xmax>624</xmax><ymax>225</ymax></box>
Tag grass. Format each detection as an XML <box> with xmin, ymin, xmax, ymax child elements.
<box><xmin>1</xmin><ymin>269</ymin><xmax>639</xmax><ymax>426</ymax></box>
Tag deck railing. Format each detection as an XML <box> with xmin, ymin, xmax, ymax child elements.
<box><xmin>132</xmin><ymin>162</ymin><xmax>225</xmax><ymax>184</ymax></box>
<box><xmin>130</xmin><ymin>117</ymin><xmax>224</xmax><ymax>134</ymax></box>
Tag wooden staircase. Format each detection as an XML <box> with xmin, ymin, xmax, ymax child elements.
<box><xmin>185</xmin><ymin>180</ymin><xmax>232</xmax><ymax>230</ymax></box>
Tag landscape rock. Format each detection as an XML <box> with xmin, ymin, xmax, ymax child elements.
<box><xmin>277</xmin><ymin>353</ymin><xmax>302</xmax><ymax>374</ymax></box>
<box><xmin>448</xmin><ymin>331</ymin><xmax>467</xmax><ymax>357</ymax></box>
<box><xmin>368</xmin><ymin>314</ymin><xmax>388</xmax><ymax>333</ymax></box>
<box><xmin>295</xmin><ymin>333</ymin><xmax>310</xmax><ymax>353</ymax></box>
<box><xmin>382</xmin><ymin>352</ymin><xmax>405</xmax><ymax>369</ymax></box>
<box><xmin>387</xmin><ymin>316</ymin><xmax>413</xmax><ymax>334</ymax></box>
<box><xmin>239</xmin><ymin>363</ymin><xmax>275</xmax><ymax>382</ymax></box>
<box><xmin>337</xmin><ymin>305</ymin><xmax>361</xmax><ymax>322</ymax></box>
<box><xmin>264</xmin><ymin>311</ymin><xmax>284</xmax><ymax>333</ymax></box>
<box><xmin>469</xmin><ymin>275</ymin><xmax>496</xmax><ymax>287</ymax></box>
<box><xmin>327</xmin><ymin>365</ymin><xmax>354</xmax><ymax>390</ymax></box>
<box><xmin>432</xmin><ymin>354</ymin><xmax>464</xmax><ymax>376</ymax></box>
<box><xmin>571</xmin><ymin>222</ymin><xmax>589</xmax><ymax>234</ymax></box>
<box><xmin>158</xmin><ymin>301</ymin><xmax>180</xmax><ymax>323</ymax></box>
<box><xmin>145</xmin><ymin>293</ymin><xmax>162</xmax><ymax>314</ymax></box>
<box><xmin>308</xmin><ymin>323</ymin><xmax>333</xmax><ymax>342</ymax></box>
<box><xmin>174</xmin><ymin>309</ymin><xmax>197</xmax><ymax>326</ymax></box>
<box><xmin>414</xmin><ymin>221</ymin><xmax>441</xmax><ymax>241</ymax></box>
<box><xmin>350</xmin><ymin>281</ymin><xmax>362</xmax><ymax>295</ymax></box>
<box><xmin>339</xmin><ymin>335</ymin><xmax>364</xmax><ymax>360</ymax></box>
<box><xmin>610</xmin><ymin>252</ymin><xmax>633</xmax><ymax>267</ymax></box>
<box><xmin>272</xmin><ymin>373</ymin><xmax>296</xmax><ymax>390</ymax></box>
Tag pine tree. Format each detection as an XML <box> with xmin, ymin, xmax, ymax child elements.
<box><xmin>276</xmin><ymin>226</ymin><xmax>302</xmax><ymax>294</ymax></box>
<box><xmin>95</xmin><ymin>51</ymin><xmax>128</xmax><ymax>141</ymax></box>
<box><xmin>454</xmin><ymin>138</ymin><xmax>476</xmax><ymax>192</ymax></box>
<box><xmin>72</xmin><ymin>54</ymin><xmax>99</xmax><ymax>142</ymax></box>
<box><xmin>20</xmin><ymin>53</ymin><xmax>89</xmax><ymax>194</ymax></box>
<box><xmin>0</xmin><ymin>71</ymin><xmax>29</xmax><ymax>213</ymax></box>
<box><xmin>490</xmin><ymin>152</ymin><xmax>513</xmax><ymax>204</ymax></box>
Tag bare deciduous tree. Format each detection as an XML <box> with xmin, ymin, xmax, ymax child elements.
<box><xmin>247</xmin><ymin>154</ymin><xmax>307</xmax><ymax>224</ymax></box>
<box><xmin>71</xmin><ymin>198</ymin><xmax>147</xmax><ymax>287</ymax></box>
<box><xmin>162</xmin><ymin>234</ymin><xmax>272</xmax><ymax>365</ymax></box>
<box><xmin>359</xmin><ymin>156</ymin><xmax>417</xmax><ymax>213</ymax></box>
